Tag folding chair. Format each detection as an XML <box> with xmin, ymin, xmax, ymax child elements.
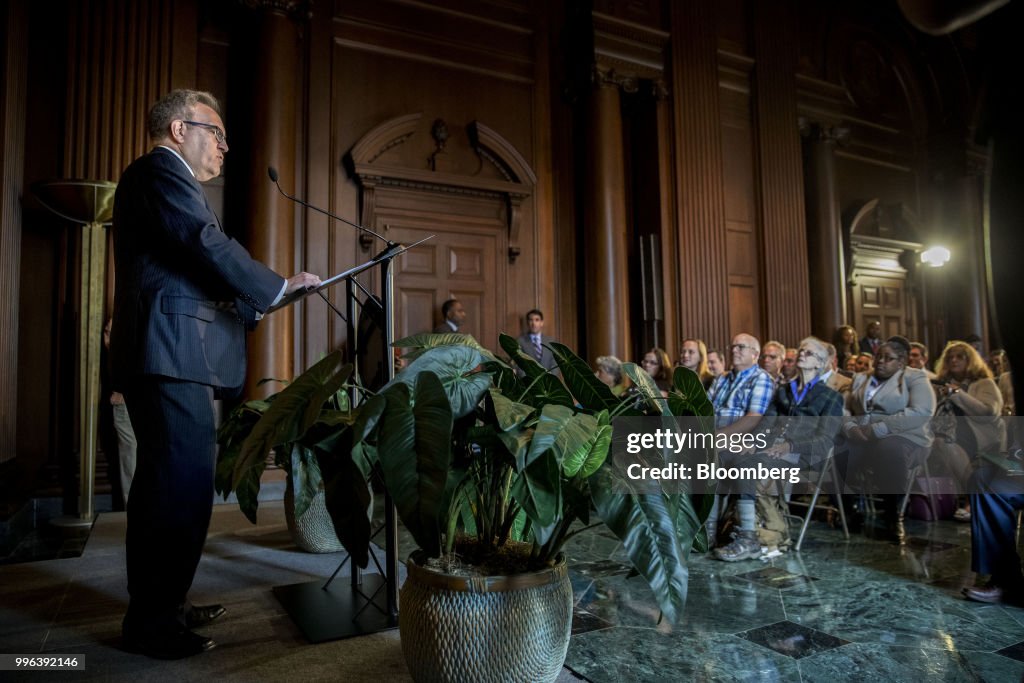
<box><xmin>781</xmin><ymin>447</ymin><xmax>849</xmax><ymax>552</ymax></box>
<box><xmin>899</xmin><ymin>454</ymin><xmax>936</xmax><ymax>519</ymax></box>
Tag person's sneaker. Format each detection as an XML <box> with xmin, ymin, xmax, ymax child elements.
<box><xmin>714</xmin><ymin>530</ymin><xmax>761</xmax><ymax>562</ymax></box>
<box><xmin>954</xmin><ymin>506</ymin><xmax>971</xmax><ymax>522</ymax></box>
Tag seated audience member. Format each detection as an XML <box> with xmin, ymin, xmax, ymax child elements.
<box><xmin>963</xmin><ymin>464</ymin><xmax>1024</xmax><ymax>605</ymax></box>
<box><xmin>706</xmin><ymin>348</ymin><xmax>727</xmax><ymax>380</ymax></box>
<box><xmin>705</xmin><ymin>333</ymin><xmax>775</xmax><ymax>556</ymax></box>
<box><xmin>854</xmin><ymin>352</ymin><xmax>874</xmax><ymax>375</ymax></box>
<box><xmin>781</xmin><ymin>348</ymin><xmax>798</xmax><ymax>382</ymax></box>
<box><xmin>989</xmin><ymin>349</ymin><xmax>1016</xmax><ymax>416</ymax></box>
<box><xmin>594</xmin><ymin>355</ymin><xmax>628</xmax><ymax>397</ymax></box>
<box><xmin>677</xmin><ymin>338</ymin><xmax>714</xmax><ymax>389</ymax></box>
<box><xmin>909</xmin><ymin>341</ymin><xmax>936</xmax><ymax>380</ymax></box>
<box><xmin>843</xmin><ymin>355</ymin><xmax>859</xmax><ymax>375</ymax></box>
<box><xmin>930</xmin><ymin>341</ymin><xmax>1004</xmax><ymax>522</ymax></box>
<box><xmin>833</xmin><ymin>324</ymin><xmax>859</xmax><ymax>371</ymax></box>
<box><xmin>838</xmin><ymin>336</ymin><xmax>936</xmax><ymax>539</ymax></box>
<box><xmin>640</xmin><ymin>347</ymin><xmax>673</xmax><ymax>395</ymax></box>
<box><xmin>715</xmin><ymin>337</ymin><xmax>843</xmax><ymax>562</ymax></box>
<box><xmin>823</xmin><ymin>343</ymin><xmax>852</xmax><ymax>396</ymax></box>
<box><xmin>760</xmin><ymin>340</ymin><xmax>785</xmax><ymax>385</ymax></box>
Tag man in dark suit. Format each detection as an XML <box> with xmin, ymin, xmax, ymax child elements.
<box><xmin>433</xmin><ymin>298</ymin><xmax>466</xmax><ymax>333</ymax></box>
<box><xmin>516</xmin><ymin>309</ymin><xmax>557</xmax><ymax>372</ymax></box>
<box><xmin>859</xmin><ymin>320</ymin><xmax>882</xmax><ymax>355</ymax></box>
<box><xmin>111</xmin><ymin>90</ymin><xmax>320</xmax><ymax>659</ymax></box>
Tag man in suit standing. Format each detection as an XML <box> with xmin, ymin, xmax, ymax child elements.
<box><xmin>516</xmin><ymin>309</ymin><xmax>557</xmax><ymax>371</ymax></box>
<box><xmin>433</xmin><ymin>298</ymin><xmax>466</xmax><ymax>333</ymax></box>
<box><xmin>111</xmin><ymin>90</ymin><xmax>320</xmax><ymax>659</ymax></box>
<box><xmin>859</xmin><ymin>321</ymin><xmax>882</xmax><ymax>355</ymax></box>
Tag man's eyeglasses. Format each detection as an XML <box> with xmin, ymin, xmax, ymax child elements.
<box><xmin>730</xmin><ymin>344</ymin><xmax>755</xmax><ymax>352</ymax></box>
<box><xmin>183</xmin><ymin>120</ymin><xmax>227</xmax><ymax>145</ymax></box>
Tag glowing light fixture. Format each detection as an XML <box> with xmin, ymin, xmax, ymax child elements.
<box><xmin>920</xmin><ymin>246</ymin><xmax>951</xmax><ymax>267</ymax></box>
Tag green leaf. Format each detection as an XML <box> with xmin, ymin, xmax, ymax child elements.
<box><xmin>522</xmin><ymin>404</ymin><xmax>575</xmax><ymax>470</ymax></box>
<box><xmin>375</xmin><ymin>374</ymin><xmax>453</xmax><ymax>557</ymax></box>
<box><xmin>521</xmin><ymin>373</ymin><xmax>576</xmax><ymax>410</ymax></box>
<box><xmin>547</xmin><ymin>342</ymin><xmax>620</xmax><ymax>412</ymax></box>
<box><xmin>590</xmin><ymin>473</ymin><xmax>691</xmax><ymax>624</ymax></box>
<box><xmin>290</xmin><ymin>443</ymin><xmax>323</xmax><ymax>520</ymax></box>
<box><xmin>230</xmin><ymin>352</ymin><xmax>352</xmax><ymax>522</ymax></box>
<box><xmin>499</xmin><ymin>333</ymin><xmax>547</xmax><ymax>380</ymax></box>
<box><xmin>670</xmin><ymin>366</ymin><xmax>715</xmax><ymax>417</ymax></box>
<box><xmin>511</xmin><ymin>453</ymin><xmax>561</xmax><ymax>531</ymax></box>
<box><xmin>316</xmin><ymin>446</ymin><xmax>373</xmax><ymax>568</ymax></box>
<box><xmin>622</xmin><ymin>362</ymin><xmax>667</xmax><ymax>414</ymax></box>
<box><xmin>387</xmin><ymin>345</ymin><xmax>491</xmax><ymax>419</ymax></box>
<box><xmin>488</xmin><ymin>388</ymin><xmax>535</xmax><ymax>431</ymax></box>
<box><xmin>564</xmin><ymin>423</ymin><xmax>613</xmax><ymax>479</ymax></box>
<box><xmin>552</xmin><ymin>411</ymin><xmax>598</xmax><ymax>468</ymax></box>
<box><xmin>393</xmin><ymin>332</ymin><xmax>498</xmax><ymax>363</ymax></box>
<box><xmin>482</xmin><ymin>360</ymin><xmax>522</xmax><ymax>398</ymax></box>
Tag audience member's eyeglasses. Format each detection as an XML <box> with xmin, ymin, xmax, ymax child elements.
<box><xmin>183</xmin><ymin>120</ymin><xmax>227</xmax><ymax>144</ymax></box>
<box><xmin>730</xmin><ymin>344</ymin><xmax>754</xmax><ymax>351</ymax></box>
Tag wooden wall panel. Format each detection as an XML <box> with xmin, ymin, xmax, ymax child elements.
<box><xmin>719</xmin><ymin>55</ymin><xmax>761</xmax><ymax>342</ymax></box>
<box><xmin>1</xmin><ymin>0</ymin><xmax>29</xmax><ymax>463</ymax></box>
<box><xmin>316</xmin><ymin>4</ymin><xmax>540</xmax><ymax>358</ymax></box>
<box><xmin>64</xmin><ymin>0</ymin><xmax>196</xmax><ymax>181</ymax></box>
<box><xmin>753</xmin><ymin>0</ymin><xmax>810</xmax><ymax>346</ymax></box>
<box><xmin>670</xmin><ymin>0</ymin><xmax>730</xmax><ymax>351</ymax></box>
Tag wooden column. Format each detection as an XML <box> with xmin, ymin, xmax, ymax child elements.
<box><xmin>753</xmin><ymin>0</ymin><xmax>810</xmax><ymax>345</ymax></box>
<box><xmin>957</xmin><ymin>172</ymin><xmax>988</xmax><ymax>344</ymax></box>
<box><xmin>670</xmin><ymin>0</ymin><xmax>729</xmax><ymax>348</ymax></box>
<box><xmin>583</xmin><ymin>70</ymin><xmax>631</xmax><ymax>361</ymax></box>
<box><xmin>1</xmin><ymin>0</ymin><xmax>29</xmax><ymax>463</ymax></box>
<box><xmin>240</xmin><ymin>4</ymin><xmax>302</xmax><ymax>396</ymax></box>
<box><xmin>801</xmin><ymin>121</ymin><xmax>849</xmax><ymax>339</ymax></box>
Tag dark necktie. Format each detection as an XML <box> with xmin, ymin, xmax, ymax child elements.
<box><xmin>532</xmin><ymin>336</ymin><xmax>543</xmax><ymax>361</ymax></box>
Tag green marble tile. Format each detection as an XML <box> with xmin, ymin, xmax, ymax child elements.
<box><xmin>798</xmin><ymin>642</ymin><xmax>1024</xmax><ymax>683</ymax></box>
<box><xmin>783</xmin><ymin>579</ymin><xmax>1024</xmax><ymax>651</ymax></box>
<box><xmin>567</xmin><ymin>627</ymin><xmax>801</xmax><ymax>682</ymax></box>
<box><xmin>738</xmin><ymin>619</ymin><xmax>849</xmax><ymax>659</ymax></box>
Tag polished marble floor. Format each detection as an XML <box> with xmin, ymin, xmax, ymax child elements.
<box><xmin>2</xmin><ymin>498</ymin><xmax>1022</xmax><ymax>681</ymax></box>
<box><xmin>562</xmin><ymin>515</ymin><xmax>1024</xmax><ymax>682</ymax></box>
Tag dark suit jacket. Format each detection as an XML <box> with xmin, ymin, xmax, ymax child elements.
<box><xmin>763</xmin><ymin>380</ymin><xmax>843</xmax><ymax>468</ymax></box>
<box><xmin>859</xmin><ymin>336</ymin><xmax>881</xmax><ymax>354</ymax></box>
<box><xmin>433</xmin><ymin>322</ymin><xmax>458</xmax><ymax>334</ymax></box>
<box><xmin>516</xmin><ymin>333</ymin><xmax>557</xmax><ymax>371</ymax></box>
<box><xmin>111</xmin><ymin>147</ymin><xmax>284</xmax><ymax>391</ymax></box>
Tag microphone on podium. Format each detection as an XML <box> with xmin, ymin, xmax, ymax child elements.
<box><xmin>267</xmin><ymin>166</ymin><xmax>394</xmax><ymax>247</ymax></box>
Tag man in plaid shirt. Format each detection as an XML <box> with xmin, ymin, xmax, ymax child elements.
<box><xmin>706</xmin><ymin>333</ymin><xmax>775</xmax><ymax>560</ymax></box>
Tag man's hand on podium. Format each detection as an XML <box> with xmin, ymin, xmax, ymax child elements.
<box><xmin>285</xmin><ymin>272</ymin><xmax>322</xmax><ymax>295</ymax></box>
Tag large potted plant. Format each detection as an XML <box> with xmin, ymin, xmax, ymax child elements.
<box><xmin>218</xmin><ymin>333</ymin><xmax>713</xmax><ymax>681</ymax></box>
<box><xmin>215</xmin><ymin>357</ymin><xmax>384</xmax><ymax>558</ymax></box>
<box><xmin>366</xmin><ymin>332</ymin><xmax>713</xmax><ymax>682</ymax></box>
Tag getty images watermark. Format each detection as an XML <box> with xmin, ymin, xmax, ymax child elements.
<box><xmin>604</xmin><ymin>416</ymin><xmax>1024</xmax><ymax>496</ymax></box>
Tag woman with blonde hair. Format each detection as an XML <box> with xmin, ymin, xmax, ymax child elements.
<box><xmin>677</xmin><ymin>338</ymin><xmax>714</xmax><ymax>389</ymax></box>
<box><xmin>932</xmin><ymin>341</ymin><xmax>1005</xmax><ymax>521</ymax></box>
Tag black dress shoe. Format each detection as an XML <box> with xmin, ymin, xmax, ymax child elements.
<box><xmin>123</xmin><ymin>628</ymin><xmax>216</xmax><ymax>660</ymax></box>
<box><xmin>183</xmin><ymin>604</ymin><xmax>226</xmax><ymax>629</ymax></box>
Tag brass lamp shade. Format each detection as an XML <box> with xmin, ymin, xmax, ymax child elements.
<box><xmin>32</xmin><ymin>179</ymin><xmax>117</xmax><ymax>226</ymax></box>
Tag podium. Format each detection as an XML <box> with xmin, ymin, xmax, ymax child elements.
<box><xmin>270</xmin><ymin>238</ymin><xmax>429</xmax><ymax>642</ymax></box>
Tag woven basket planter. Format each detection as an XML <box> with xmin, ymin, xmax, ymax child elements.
<box><xmin>283</xmin><ymin>477</ymin><xmax>344</xmax><ymax>553</ymax></box>
<box><xmin>400</xmin><ymin>551</ymin><xmax>573</xmax><ymax>683</ymax></box>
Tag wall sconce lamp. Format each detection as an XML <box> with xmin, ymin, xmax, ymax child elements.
<box><xmin>921</xmin><ymin>246</ymin><xmax>951</xmax><ymax>268</ymax></box>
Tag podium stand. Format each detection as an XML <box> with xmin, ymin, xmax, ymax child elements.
<box><xmin>270</xmin><ymin>239</ymin><xmax>427</xmax><ymax>642</ymax></box>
